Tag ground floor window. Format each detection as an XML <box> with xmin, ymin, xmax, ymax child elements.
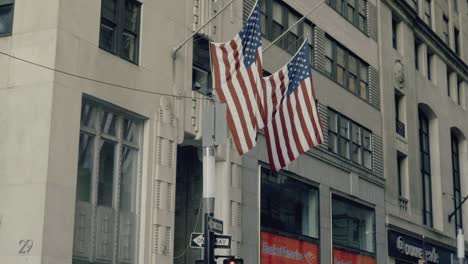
<box><xmin>73</xmin><ymin>97</ymin><xmax>143</xmax><ymax>264</ymax></box>
<box><xmin>332</xmin><ymin>195</ymin><xmax>376</xmax><ymax>264</ymax></box>
<box><xmin>260</xmin><ymin>167</ymin><xmax>320</xmax><ymax>263</ymax></box>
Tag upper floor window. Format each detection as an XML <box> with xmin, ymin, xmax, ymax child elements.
<box><xmin>419</xmin><ymin>110</ymin><xmax>433</xmax><ymax>227</ymax></box>
<box><xmin>324</xmin><ymin>36</ymin><xmax>369</xmax><ymax>101</ymax></box>
<box><xmin>454</xmin><ymin>28</ymin><xmax>460</xmax><ymax>55</ymax></box>
<box><xmin>327</xmin><ymin>0</ymin><xmax>367</xmax><ymax>33</ymax></box>
<box><xmin>424</xmin><ymin>0</ymin><xmax>431</xmax><ymax>27</ymax></box>
<box><xmin>0</xmin><ymin>0</ymin><xmax>14</xmax><ymax>35</ymax></box>
<box><xmin>73</xmin><ymin>98</ymin><xmax>143</xmax><ymax>264</ymax></box>
<box><xmin>100</xmin><ymin>0</ymin><xmax>141</xmax><ymax>64</ymax></box>
<box><xmin>192</xmin><ymin>36</ymin><xmax>212</xmax><ymax>97</ymax></box>
<box><xmin>392</xmin><ymin>14</ymin><xmax>400</xmax><ymax>50</ymax></box>
<box><xmin>328</xmin><ymin>109</ymin><xmax>372</xmax><ymax>169</ymax></box>
<box><xmin>427</xmin><ymin>49</ymin><xmax>434</xmax><ymax>81</ymax></box>
<box><xmin>260</xmin><ymin>0</ymin><xmax>315</xmax><ymax>58</ymax></box>
<box><xmin>442</xmin><ymin>15</ymin><xmax>449</xmax><ymax>44</ymax></box>
<box><xmin>415</xmin><ymin>37</ymin><xmax>421</xmax><ymax>70</ymax></box>
<box><xmin>451</xmin><ymin>133</ymin><xmax>462</xmax><ymax>231</ymax></box>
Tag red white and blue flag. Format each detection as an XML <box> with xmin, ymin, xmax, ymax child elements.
<box><xmin>263</xmin><ymin>40</ymin><xmax>324</xmax><ymax>172</ymax></box>
<box><xmin>210</xmin><ymin>1</ymin><xmax>264</xmax><ymax>155</ymax></box>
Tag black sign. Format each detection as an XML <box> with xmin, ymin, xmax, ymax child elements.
<box><xmin>388</xmin><ymin>230</ymin><xmax>465</xmax><ymax>264</ymax></box>
<box><xmin>190</xmin><ymin>233</ymin><xmax>232</xmax><ymax>249</ymax></box>
<box><xmin>207</xmin><ymin>216</ymin><xmax>224</xmax><ymax>234</ymax></box>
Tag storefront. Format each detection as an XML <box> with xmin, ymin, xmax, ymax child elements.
<box><xmin>332</xmin><ymin>195</ymin><xmax>377</xmax><ymax>264</ymax></box>
<box><xmin>260</xmin><ymin>167</ymin><xmax>320</xmax><ymax>264</ymax></box>
<box><xmin>388</xmin><ymin>230</ymin><xmax>467</xmax><ymax>264</ymax></box>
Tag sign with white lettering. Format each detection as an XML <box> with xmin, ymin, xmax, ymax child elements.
<box><xmin>388</xmin><ymin>230</ymin><xmax>462</xmax><ymax>264</ymax></box>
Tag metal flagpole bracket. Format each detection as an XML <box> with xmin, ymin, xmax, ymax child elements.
<box><xmin>172</xmin><ymin>0</ymin><xmax>236</xmax><ymax>60</ymax></box>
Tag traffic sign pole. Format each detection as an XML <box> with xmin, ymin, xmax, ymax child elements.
<box><xmin>203</xmin><ymin>145</ymin><xmax>216</xmax><ymax>264</ymax></box>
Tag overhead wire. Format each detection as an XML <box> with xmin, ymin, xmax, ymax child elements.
<box><xmin>0</xmin><ymin>50</ymin><xmax>214</xmax><ymax>101</ymax></box>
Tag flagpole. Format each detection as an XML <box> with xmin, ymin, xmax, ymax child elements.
<box><xmin>263</xmin><ymin>0</ymin><xmax>326</xmax><ymax>53</ymax></box>
<box><xmin>172</xmin><ymin>0</ymin><xmax>236</xmax><ymax>60</ymax></box>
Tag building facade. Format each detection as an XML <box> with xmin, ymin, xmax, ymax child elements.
<box><xmin>0</xmin><ymin>1</ymin><xmax>465</xmax><ymax>264</ymax></box>
<box><xmin>380</xmin><ymin>0</ymin><xmax>468</xmax><ymax>263</ymax></box>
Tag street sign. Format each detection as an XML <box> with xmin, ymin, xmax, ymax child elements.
<box><xmin>191</xmin><ymin>233</ymin><xmax>204</xmax><ymax>248</ymax></box>
<box><xmin>207</xmin><ymin>216</ymin><xmax>223</xmax><ymax>234</ymax></box>
<box><xmin>190</xmin><ymin>233</ymin><xmax>232</xmax><ymax>249</ymax></box>
<box><xmin>214</xmin><ymin>234</ymin><xmax>231</xmax><ymax>249</ymax></box>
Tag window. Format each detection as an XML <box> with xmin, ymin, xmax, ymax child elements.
<box><xmin>419</xmin><ymin>111</ymin><xmax>432</xmax><ymax>227</ymax></box>
<box><xmin>392</xmin><ymin>14</ymin><xmax>400</xmax><ymax>50</ymax></box>
<box><xmin>454</xmin><ymin>28</ymin><xmax>460</xmax><ymax>55</ymax></box>
<box><xmin>427</xmin><ymin>50</ymin><xmax>433</xmax><ymax>81</ymax></box>
<box><xmin>261</xmin><ymin>0</ymin><xmax>316</xmax><ymax>59</ymax></box>
<box><xmin>395</xmin><ymin>91</ymin><xmax>405</xmax><ymax>137</ymax></box>
<box><xmin>424</xmin><ymin>0</ymin><xmax>431</xmax><ymax>26</ymax></box>
<box><xmin>328</xmin><ymin>0</ymin><xmax>367</xmax><ymax>33</ymax></box>
<box><xmin>415</xmin><ymin>38</ymin><xmax>421</xmax><ymax>70</ymax></box>
<box><xmin>261</xmin><ymin>167</ymin><xmax>319</xmax><ymax>239</ymax></box>
<box><xmin>442</xmin><ymin>15</ymin><xmax>449</xmax><ymax>44</ymax></box>
<box><xmin>332</xmin><ymin>195</ymin><xmax>375</xmax><ymax>254</ymax></box>
<box><xmin>99</xmin><ymin>0</ymin><xmax>141</xmax><ymax>63</ymax></box>
<box><xmin>452</xmin><ymin>134</ymin><xmax>462</xmax><ymax>231</ymax></box>
<box><xmin>457</xmin><ymin>77</ymin><xmax>462</xmax><ymax>105</ymax></box>
<box><xmin>397</xmin><ymin>152</ymin><xmax>407</xmax><ymax>198</ymax></box>
<box><xmin>73</xmin><ymin>99</ymin><xmax>142</xmax><ymax>264</ymax></box>
<box><xmin>328</xmin><ymin>109</ymin><xmax>372</xmax><ymax>169</ymax></box>
<box><xmin>447</xmin><ymin>67</ymin><xmax>452</xmax><ymax>97</ymax></box>
<box><xmin>192</xmin><ymin>36</ymin><xmax>212</xmax><ymax>97</ymax></box>
<box><xmin>0</xmin><ymin>0</ymin><xmax>14</xmax><ymax>35</ymax></box>
<box><xmin>324</xmin><ymin>36</ymin><xmax>369</xmax><ymax>101</ymax></box>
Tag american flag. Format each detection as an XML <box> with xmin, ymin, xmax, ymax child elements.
<box><xmin>263</xmin><ymin>40</ymin><xmax>324</xmax><ymax>172</ymax></box>
<box><xmin>210</xmin><ymin>1</ymin><xmax>264</xmax><ymax>155</ymax></box>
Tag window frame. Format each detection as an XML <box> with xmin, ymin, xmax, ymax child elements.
<box><xmin>419</xmin><ymin>111</ymin><xmax>433</xmax><ymax>227</ymax></box>
<box><xmin>0</xmin><ymin>0</ymin><xmax>14</xmax><ymax>36</ymax></box>
<box><xmin>331</xmin><ymin>194</ymin><xmax>376</xmax><ymax>256</ymax></box>
<box><xmin>324</xmin><ymin>36</ymin><xmax>370</xmax><ymax>101</ymax></box>
<box><xmin>73</xmin><ymin>98</ymin><xmax>143</xmax><ymax>264</ymax></box>
<box><xmin>327</xmin><ymin>0</ymin><xmax>368</xmax><ymax>34</ymax></box>
<box><xmin>261</xmin><ymin>0</ymin><xmax>316</xmax><ymax>62</ymax></box>
<box><xmin>260</xmin><ymin>166</ymin><xmax>320</xmax><ymax>242</ymax></box>
<box><xmin>451</xmin><ymin>134</ymin><xmax>463</xmax><ymax>231</ymax></box>
<box><xmin>424</xmin><ymin>0</ymin><xmax>431</xmax><ymax>27</ymax></box>
<box><xmin>328</xmin><ymin>109</ymin><xmax>373</xmax><ymax>170</ymax></box>
<box><xmin>442</xmin><ymin>15</ymin><xmax>449</xmax><ymax>45</ymax></box>
<box><xmin>99</xmin><ymin>0</ymin><xmax>142</xmax><ymax>64</ymax></box>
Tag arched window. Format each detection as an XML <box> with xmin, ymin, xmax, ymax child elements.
<box><xmin>451</xmin><ymin>133</ymin><xmax>462</xmax><ymax>231</ymax></box>
<box><xmin>419</xmin><ymin>110</ymin><xmax>432</xmax><ymax>227</ymax></box>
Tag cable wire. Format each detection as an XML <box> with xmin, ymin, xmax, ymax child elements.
<box><xmin>0</xmin><ymin>50</ymin><xmax>214</xmax><ymax>101</ymax></box>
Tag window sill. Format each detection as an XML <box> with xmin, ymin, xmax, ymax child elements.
<box><xmin>98</xmin><ymin>46</ymin><xmax>139</xmax><ymax>66</ymax></box>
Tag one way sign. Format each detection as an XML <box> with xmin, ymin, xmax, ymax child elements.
<box><xmin>190</xmin><ymin>233</ymin><xmax>231</xmax><ymax>249</ymax></box>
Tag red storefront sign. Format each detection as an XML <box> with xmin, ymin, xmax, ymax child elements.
<box><xmin>333</xmin><ymin>248</ymin><xmax>376</xmax><ymax>264</ymax></box>
<box><xmin>261</xmin><ymin>231</ymin><xmax>319</xmax><ymax>264</ymax></box>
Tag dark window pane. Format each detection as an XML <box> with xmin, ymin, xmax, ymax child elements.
<box><xmin>124</xmin><ymin>0</ymin><xmax>140</xmax><ymax>32</ymax></box>
<box><xmin>261</xmin><ymin>168</ymin><xmax>319</xmax><ymax>238</ymax></box>
<box><xmin>339</xmin><ymin>139</ymin><xmax>350</xmax><ymax>158</ymax></box>
<box><xmin>77</xmin><ymin>133</ymin><xmax>94</xmax><ymax>202</ymax></box>
<box><xmin>332</xmin><ymin>197</ymin><xmax>375</xmax><ymax>253</ymax></box>
<box><xmin>122</xmin><ymin>31</ymin><xmax>137</xmax><ymax>62</ymax></box>
<box><xmin>120</xmin><ymin>146</ymin><xmax>137</xmax><ymax>211</ymax></box>
<box><xmin>337</xmin><ymin>67</ymin><xmax>345</xmax><ymax>86</ymax></box>
<box><xmin>363</xmin><ymin>150</ymin><xmax>372</xmax><ymax>169</ymax></box>
<box><xmin>81</xmin><ymin>102</ymin><xmax>98</xmax><ymax>129</ymax></box>
<box><xmin>123</xmin><ymin>118</ymin><xmax>138</xmax><ymax>143</ymax></box>
<box><xmin>360</xmin><ymin>81</ymin><xmax>367</xmax><ymax>100</ymax></box>
<box><xmin>351</xmin><ymin>143</ymin><xmax>362</xmax><ymax>164</ymax></box>
<box><xmin>100</xmin><ymin>20</ymin><xmax>116</xmax><ymax>52</ymax></box>
<box><xmin>102</xmin><ymin>0</ymin><xmax>117</xmax><ymax>21</ymax></box>
<box><xmin>329</xmin><ymin>111</ymin><xmax>338</xmax><ymax>132</ymax></box>
<box><xmin>329</xmin><ymin>133</ymin><xmax>338</xmax><ymax>153</ymax></box>
<box><xmin>97</xmin><ymin>141</ymin><xmax>116</xmax><ymax>207</ymax></box>
<box><xmin>0</xmin><ymin>4</ymin><xmax>13</xmax><ymax>35</ymax></box>
<box><xmin>339</xmin><ymin>118</ymin><xmax>349</xmax><ymax>138</ymax></box>
<box><xmin>101</xmin><ymin>111</ymin><xmax>117</xmax><ymax>136</ymax></box>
